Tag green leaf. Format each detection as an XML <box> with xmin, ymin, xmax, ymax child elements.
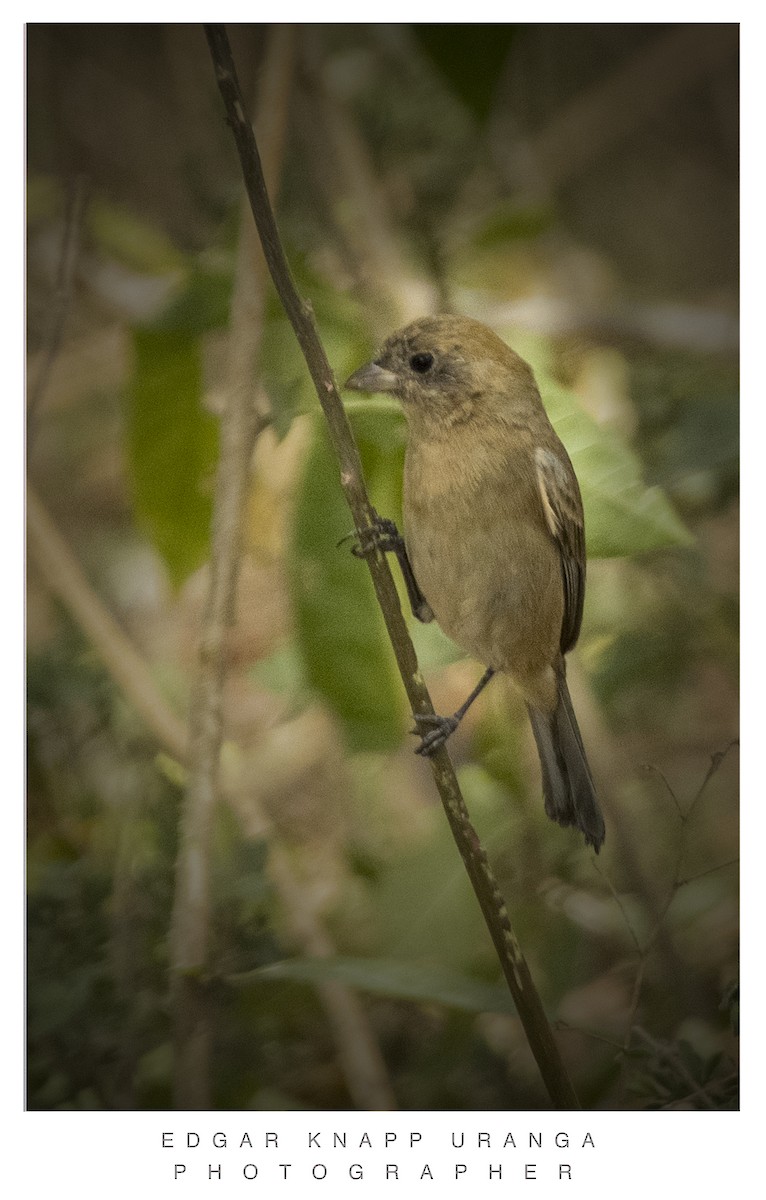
<box><xmin>249</xmin><ymin>642</ymin><xmax>308</xmax><ymax>700</ymax></box>
<box><xmin>472</xmin><ymin>200</ymin><xmax>557</xmax><ymax>247</ymax></box>
<box><xmin>342</xmin><ymin>396</ymin><xmax>406</xmax><ymax>445</ymax></box>
<box><xmin>258</xmin><ymin>294</ymin><xmax>315</xmax><ymax>439</ymax></box>
<box><xmin>128</xmin><ymin>329</ymin><xmax>218</xmax><ymax>586</ymax></box>
<box><xmin>510</xmin><ymin>334</ymin><xmax>693</xmax><ymax>557</ymax></box>
<box><xmin>149</xmin><ymin>264</ymin><xmax>233</xmax><ymax>336</ymax></box>
<box><xmin>289</xmin><ymin>416</ymin><xmax>404</xmax><ymax>752</ymax></box>
<box><xmin>548</xmin><ymin>384</ymin><xmax>693</xmax><ymax>557</ymax></box>
<box><xmin>87</xmin><ymin>197</ymin><xmax>186</xmax><ymax>275</ymax></box>
<box><xmin>260</xmin><ymin>266</ymin><xmax>374</xmax><ymax>440</ymax></box>
<box><xmin>413</xmin><ymin>25</ymin><xmax>518</xmax><ymax>120</ymax></box>
<box><xmin>230</xmin><ymin>956</ymin><xmax>514</xmax><ymax>1015</ymax></box>
<box><xmin>347</xmin><ymin>401</ymin><xmax>407</xmax><ymax>526</ymax></box>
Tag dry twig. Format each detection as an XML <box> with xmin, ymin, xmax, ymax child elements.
<box><xmin>205</xmin><ymin>22</ymin><xmax>580</xmax><ymax>1111</ymax></box>
<box><xmin>585</xmin><ymin>744</ymin><xmax>739</xmax><ymax>1101</ymax></box>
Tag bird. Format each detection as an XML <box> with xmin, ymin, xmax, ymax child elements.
<box><xmin>345</xmin><ymin>313</ymin><xmax>605</xmax><ymax>852</ymax></box>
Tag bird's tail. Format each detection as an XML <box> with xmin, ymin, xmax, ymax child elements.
<box><xmin>526</xmin><ymin>667</ymin><xmax>605</xmax><ymax>852</ymax></box>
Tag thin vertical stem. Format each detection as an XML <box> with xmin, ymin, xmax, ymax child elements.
<box><xmin>169</xmin><ymin>26</ymin><xmax>295</xmax><ymax>1109</ymax></box>
<box><xmin>205</xmin><ymin>23</ymin><xmax>580</xmax><ymax>1110</ymax></box>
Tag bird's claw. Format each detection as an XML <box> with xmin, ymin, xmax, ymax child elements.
<box><xmin>341</xmin><ymin>512</ymin><xmax>404</xmax><ymax>559</ymax></box>
<box><xmin>411</xmin><ymin>712</ymin><xmax>459</xmax><ymax>756</ymax></box>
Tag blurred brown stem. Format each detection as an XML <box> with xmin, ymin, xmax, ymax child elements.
<box><xmin>171</xmin><ymin>27</ymin><xmax>396</xmax><ymax>1112</ymax></box>
<box><xmin>27</xmin><ymin>174</ymin><xmax>88</xmax><ymax>447</ymax></box>
<box><xmin>27</xmin><ymin>482</ymin><xmax>396</xmax><ymax>1109</ymax></box>
<box><xmin>168</xmin><ymin>25</ymin><xmax>294</xmax><ymax>1110</ymax></box>
<box><xmin>27</xmin><ymin>486</ymin><xmax>190</xmax><ymax>758</ymax></box>
<box><xmin>205</xmin><ymin>22</ymin><xmax>580</xmax><ymax>1111</ymax></box>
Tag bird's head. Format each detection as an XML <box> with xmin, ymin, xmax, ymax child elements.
<box><xmin>345</xmin><ymin>314</ymin><xmax>537</xmax><ymax>432</ymax></box>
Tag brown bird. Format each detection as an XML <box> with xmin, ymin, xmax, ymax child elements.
<box><xmin>346</xmin><ymin>314</ymin><xmax>605</xmax><ymax>851</ymax></box>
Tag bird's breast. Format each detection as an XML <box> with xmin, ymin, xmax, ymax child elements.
<box><xmin>403</xmin><ymin>436</ymin><xmax>563</xmax><ymax>680</ymax></box>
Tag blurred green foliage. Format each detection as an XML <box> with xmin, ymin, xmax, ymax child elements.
<box><xmin>129</xmin><ymin>328</ymin><xmax>218</xmax><ymax>587</ymax></box>
<box><xmin>413</xmin><ymin>25</ymin><xmax>519</xmax><ymax>120</ymax></box>
<box><xmin>233</xmin><ymin>957</ymin><xmax>515</xmax><ymax>1015</ymax></box>
<box><xmin>88</xmin><ymin>197</ymin><xmax>187</xmax><ymax>275</ymax></box>
<box><xmin>518</xmin><ymin>336</ymin><xmax>694</xmax><ymax>556</ymax></box>
<box><xmin>290</xmin><ymin>417</ymin><xmax>404</xmax><ymax>752</ymax></box>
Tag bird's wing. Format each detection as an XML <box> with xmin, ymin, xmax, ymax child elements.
<box><xmin>534</xmin><ymin>446</ymin><xmax>586</xmax><ymax>653</ymax></box>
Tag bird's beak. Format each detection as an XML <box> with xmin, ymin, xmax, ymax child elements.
<box><xmin>344</xmin><ymin>361</ymin><xmax>399</xmax><ymax>394</ymax></box>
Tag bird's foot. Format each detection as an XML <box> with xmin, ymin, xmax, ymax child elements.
<box><xmin>339</xmin><ymin>511</ymin><xmax>403</xmax><ymax>559</ymax></box>
<box><xmin>411</xmin><ymin>712</ymin><xmax>460</xmax><ymax>756</ymax></box>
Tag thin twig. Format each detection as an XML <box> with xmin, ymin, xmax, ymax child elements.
<box><xmin>642</xmin><ymin>763</ymin><xmax>684</xmax><ymax>819</ymax></box>
<box><xmin>597</xmin><ymin>743</ymin><xmax>738</xmax><ymax>1081</ymax></box>
<box><xmin>557</xmin><ymin>1019</ymin><xmax>735</xmax><ymax>1111</ymax></box>
<box><xmin>554</xmin><ymin>1020</ymin><xmax>625</xmax><ymax>1052</ymax></box>
<box><xmin>632</xmin><ymin>1026</ymin><xmax>717</xmax><ymax>1111</ymax></box>
<box><xmin>676</xmin><ymin>857</ymin><xmax>739</xmax><ymax>889</ymax></box>
<box><xmin>564</xmin><ymin>660</ymin><xmax>687</xmax><ymax>986</ymax></box>
<box><xmin>621</xmin><ymin>956</ymin><xmax>648</xmax><ymax>1054</ymax></box>
<box><xmin>205</xmin><ymin>22</ymin><xmax>580</xmax><ymax>1111</ymax></box>
<box><xmin>659</xmin><ymin>1072</ymin><xmax>738</xmax><ymax>1110</ymax></box>
<box><xmin>684</xmin><ymin>740</ymin><xmax>739</xmax><ymax>822</ymax></box>
<box><xmin>591</xmin><ymin>858</ymin><xmax>642</xmax><ymax>957</ymax></box>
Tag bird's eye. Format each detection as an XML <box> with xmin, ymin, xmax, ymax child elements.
<box><xmin>409</xmin><ymin>352</ymin><xmax>434</xmax><ymax>374</ymax></box>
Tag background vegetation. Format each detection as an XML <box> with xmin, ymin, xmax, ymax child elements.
<box><xmin>27</xmin><ymin>23</ymin><xmax>738</xmax><ymax>1111</ymax></box>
